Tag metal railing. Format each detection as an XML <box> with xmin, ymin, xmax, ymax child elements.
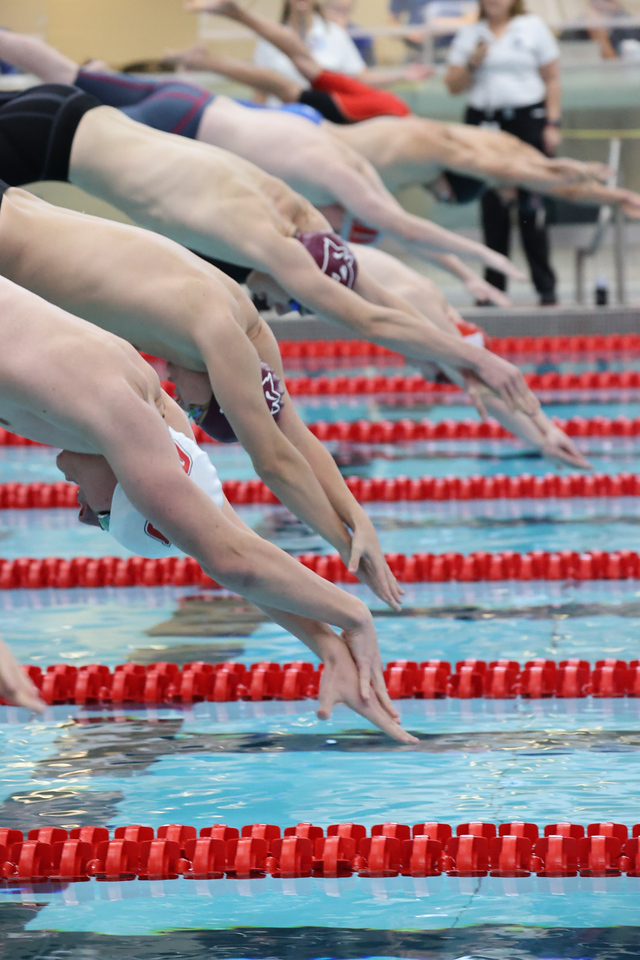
<box><xmin>571</xmin><ymin>136</ymin><xmax>627</xmax><ymax>305</ymax></box>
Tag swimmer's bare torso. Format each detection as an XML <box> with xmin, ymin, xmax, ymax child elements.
<box><xmin>197</xmin><ymin>96</ymin><xmax>355</xmax><ymax>207</ymax></box>
<box><xmin>0</xmin><ymin>186</ymin><xmax>265</xmax><ymax>372</ymax></box>
<box><xmin>328</xmin><ymin>116</ymin><xmax>446</xmax><ymax>193</ymax></box>
<box><xmin>69</xmin><ymin>106</ymin><xmax>326</xmax><ymax>270</ymax></box>
<box><xmin>0</xmin><ymin>272</ymin><xmax>166</xmax><ymax>450</ymax></box>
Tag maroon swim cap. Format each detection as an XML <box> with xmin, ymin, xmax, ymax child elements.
<box><xmin>297</xmin><ymin>231</ymin><xmax>358</xmax><ymax>289</ymax></box>
<box><xmin>200</xmin><ymin>362</ymin><xmax>285</xmax><ymax>443</ymax></box>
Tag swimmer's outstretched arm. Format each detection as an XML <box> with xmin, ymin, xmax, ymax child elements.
<box><xmin>219</xmin><ymin>501</ymin><xmax>415</xmax><ymax>742</ymax></box>
<box><xmin>536</xmin><ymin>181</ymin><xmax>640</xmax><ymax>219</ymax></box>
<box><xmin>248</xmin><ymin>318</ymin><xmax>402</xmax><ymax>608</ymax></box>
<box><xmin>184</xmin><ymin>1</ymin><xmax>430</xmax><ymax>90</ymax></box>
<box><xmin>0</xmin><ymin>30</ymin><xmax>78</xmax><ymax>84</ymax></box>
<box><xmin>0</xmin><ymin>637</ymin><xmax>45</xmax><ymax>712</ymax></box>
<box><xmin>254</xmin><ymin>231</ymin><xmax>535</xmax><ymax>415</ymax></box>
<box><xmin>352</xmin><ymin>244</ymin><xmax>590</xmax><ymax>468</ymax></box>
<box><xmin>0</xmin><ymin>186</ymin><xmax>399</xmax><ymax>606</ymax></box>
<box><xmin>383</xmin><ymin>252</ymin><xmax>585</xmax><ymax>462</ymax></box>
<box><xmin>287</xmin><ymin>135</ymin><xmax>525</xmax><ymax>280</ymax></box>
<box><xmin>184</xmin><ymin>0</ymin><xmax>324</xmax><ymax>84</ymax></box>
<box><xmin>255</xmin><ymin>605</ymin><xmax>416</xmax><ymax>743</ymax></box>
<box><xmin>90</xmin><ymin>393</ymin><xmax>403</xmax><ymax>714</ymax></box>
<box><xmin>166</xmin><ymin>44</ymin><xmax>303</xmax><ymax>102</ymax></box>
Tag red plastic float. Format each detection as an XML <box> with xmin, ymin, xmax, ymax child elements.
<box><xmin>3</xmin><ymin>818</ymin><xmax>640</xmax><ymax>881</ymax></box>
<box><xmin>1</xmin><ymin>413</ymin><xmax>640</xmax><ymax>451</ymax></box>
<box><xmin>0</xmin><ymin>547</ymin><xmax>638</xmax><ymax>593</ymax></box>
<box><xmin>275</xmin><ymin>332</ymin><xmax>640</xmax><ymax>364</ymax></box>
<box><xmin>6</xmin><ymin>657</ymin><xmax>640</xmax><ymax>706</ymax></box>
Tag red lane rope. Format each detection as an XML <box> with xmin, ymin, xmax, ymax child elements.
<box><xmin>8</xmin><ymin>657</ymin><xmax>640</xmax><ymax>706</ymax></box>
<box><xmin>276</xmin><ymin>332</ymin><xmax>640</xmax><ymax>364</ymax></box>
<box><xmin>155</xmin><ymin>371</ymin><xmax>640</xmax><ymax>401</ymax></box>
<box><xmin>1</xmin><ymin>818</ymin><xmax>639</xmax><ymax>880</ymax></box>
<box><xmin>2</xmin><ymin>472</ymin><xmax>639</xmax><ymax>509</ymax></box>
<box><xmin>0</xmin><ymin>548</ymin><xmax>638</xmax><ymax>589</ymax></box>
<box><xmin>2</xmin><ymin>414</ymin><xmax>638</xmax><ymax>449</ymax></box>
<box><xmin>277</xmin><ymin>369</ymin><xmax>640</xmax><ymax>398</ymax></box>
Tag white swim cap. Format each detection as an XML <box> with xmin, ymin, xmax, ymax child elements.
<box><xmin>109</xmin><ymin>428</ymin><xmax>224</xmax><ymax>558</ymax></box>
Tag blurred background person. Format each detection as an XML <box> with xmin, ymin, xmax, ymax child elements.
<box><xmin>324</xmin><ymin>0</ymin><xmax>376</xmax><ymax>65</ymax></box>
<box><xmin>445</xmin><ymin>0</ymin><xmax>562</xmax><ymax>305</ymax></box>
<box><xmin>389</xmin><ymin>0</ymin><xmax>430</xmax><ymax>56</ymax></box>
<box><xmin>252</xmin><ymin>0</ymin><xmax>367</xmax><ymax>102</ymax></box>
<box><xmin>587</xmin><ymin>0</ymin><xmax>640</xmax><ymax>58</ymax></box>
<box><xmin>250</xmin><ymin>0</ymin><xmax>431</xmax><ymax>104</ymax></box>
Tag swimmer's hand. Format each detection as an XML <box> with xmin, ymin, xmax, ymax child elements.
<box><xmin>338</xmin><ymin>612</ymin><xmax>394</xmax><ymax>711</ymax></box>
<box><xmin>461</xmin><ymin>370</ymin><xmax>489</xmax><ymax>420</ymax></box>
<box><xmin>470</xmin><ymin>350</ymin><xmax>539</xmax><ymax>417</ymax></box>
<box><xmin>317</xmin><ymin>635</ymin><xmax>418</xmax><ymax>744</ymax></box>
<box><xmin>619</xmin><ymin>191</ymin><xmax>640</xmax><ymax>219</ymax></box>
<box><xmin>462</xmin><ymin>272</ymin><xmax>511</xmax><ymax>308</ymax></box>
<box><xmin>540</xmin><ymin>424</ymin><xmax>592</xmax><ymax>470</ymax></box>
<box><xmin>549</xmin><ymin>158</ymin><xmax>612</xmax><ymax>185</ymax></box>
<box><xmin>402</xmin><ymin>62</ymin><xmax>436</xmax><ymax>82</ymax></box>
<box><xmin>481</xmin><ymin>248</ymin><xmax>527</xmax><ymax>283</ymax></box>
<box><xmin>348</xmin><ymin>517</ymin><xmax>404</xmax><ymax>612</ymax></box>
<box><xmin>0</xmin><ymin>639</ymin><xmax>45</xmax><ymax>713</ymax></box>
<box><xmin>163</xmin><ymin>44</ymin><xmax>213</xmax><ymax>71</ymax></box>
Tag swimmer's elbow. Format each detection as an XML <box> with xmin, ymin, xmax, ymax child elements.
<box><xmin>200</xmin><ymin>535</ymin><xmax>262</xmax><ymax>592</ymax></box>
<box><xmin>252</xmin><ymin>442</ymin><xmax>304</xmax><ymax>490</ymax></box>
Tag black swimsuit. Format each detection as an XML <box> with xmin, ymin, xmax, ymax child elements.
<box><xmin>0</xmin><ymin>83</ymin><xmax>254</xmax><ymax>283</ymax></box>
<box><xmin>0</xmin><ymin>84</ymin><xmax>99</xmax><ymax>186</ymax></box>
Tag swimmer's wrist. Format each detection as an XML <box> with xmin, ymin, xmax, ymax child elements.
<box><xmin>531</xmin><ymin>407</ymin><xmax>551</xmax><ymax>435</ymax></box>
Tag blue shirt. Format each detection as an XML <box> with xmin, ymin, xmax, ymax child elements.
<box><xmin>389</xmin><ymin>0</ymin><xmax>431</xmax><ymax>24</ymax></box>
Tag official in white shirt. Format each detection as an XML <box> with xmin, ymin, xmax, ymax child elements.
<box><xmin>445</xmin><ymin>0</ymin><xmax>562</xmax><ymax>305</ymax></box>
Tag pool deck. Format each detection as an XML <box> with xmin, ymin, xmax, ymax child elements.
<box><xmin>268</xmin><ymin>303</ymin><xmax>640</xmax><ymax>340</ymax></box>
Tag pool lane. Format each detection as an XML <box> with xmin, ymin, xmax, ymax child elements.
<box><xmin>1</xmin><ymin>580</ymin><xmax>639</xmax><ymax>669</ymax></box>
<box><xmin>1</xmin><ymin>496</ymin><xmax>640</xmax><ymax>558</ymax></box>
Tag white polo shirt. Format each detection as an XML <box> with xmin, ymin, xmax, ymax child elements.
<box><xmin>253</xmin><ymin>14</ymin><xmax>365</xmax><ymax>104</ymax></box>
<box><xmin>447</xmin><ymin>14</ymin><xmax>559</xmax><ymax>112</ymax></box>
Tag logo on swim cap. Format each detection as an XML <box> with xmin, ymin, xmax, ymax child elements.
<box><xmin>262</xmin><ymin>365</ymin><xmax>284</xmax><ymax>417</ymax></box>
<box><xmin>143</xmin><ymin>521</ymin><xmax>171</xmax><ymax>547</ymax></box>
<box><xmin>297</xmin><ymin>231</ymin><xmax>358</xmax><ymax>289</ymax></box>
<box><xmin>200</xmin><ymin>362</ymin><xmax>285</xmax><ymax>443</ymax></box>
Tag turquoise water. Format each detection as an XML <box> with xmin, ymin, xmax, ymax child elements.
<box><xmin>0</xmin><ymin>396</ymin><xmax>638</xmax><ymax>956</ymax></box>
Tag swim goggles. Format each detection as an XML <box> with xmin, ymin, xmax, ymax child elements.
<box><xmin>97</xmin><ymin>511</ymin><xmax>111</xmax><ymax>532</ymax></box>
<box><xmin>186</xmin><ymin>400</ymin><xmax>210</xmax><ymax>425</ymax></box>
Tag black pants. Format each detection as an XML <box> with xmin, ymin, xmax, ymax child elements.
<box><xmin>465</xmin><ymin>102</ymin><xmax>557</xmax><ymax>302</ymax></box>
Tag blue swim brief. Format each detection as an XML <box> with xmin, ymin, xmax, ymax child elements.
<box><xmin>74</xmin><ymin>70</ymin><xmax>214</xmax><ymax>139</ymax></box>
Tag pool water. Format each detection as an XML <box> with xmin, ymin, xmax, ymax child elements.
<box><xmin>0</xmin><ymin>393</ymin><xmax>639</xmax><ymax>958</ymax></box>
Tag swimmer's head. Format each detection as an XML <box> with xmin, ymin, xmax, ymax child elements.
<box><xmin>281</xmin><ymin>1</ymin><xmax>324</xmax><ymax>24</ymax></box>
<box><xmin>167</xmin><ymin>361</ymin><xmax>285</xmax><ymax>444</ymax></box>
<box><xmin>297</xmin><ymin>231</ymin><xmax>358</xmax><ymax>289</ymax></box>
<box><xmin>56</xmin><ymin>451</ymin><xmax>117</xmax><ymax>529</ymax></box>
<box><xmin>57</xmin><ymin>431</ymin><xmax>224</xmax><ymax>558</ymax></box>
<box><xmin>425</xmin><ymin>171</ymin><xmax>486</xmax><ymax>205</ymax></box>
